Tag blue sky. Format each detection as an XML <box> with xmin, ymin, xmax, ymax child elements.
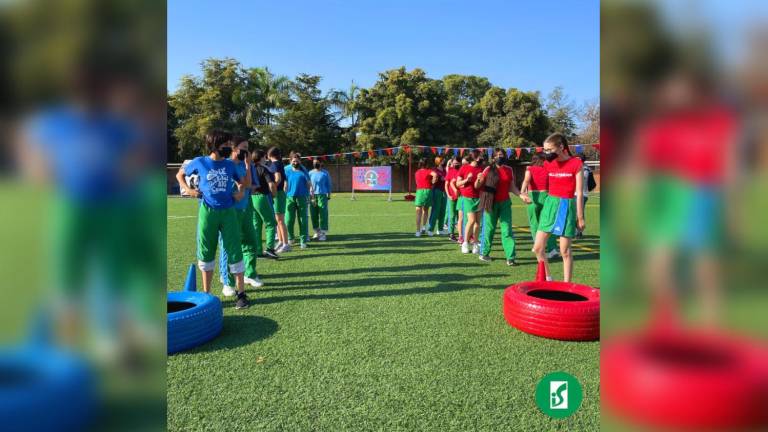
<box><xmin>168</xmin><ymin>0</ymin><xmax>599</xmax><ymax>104</ymax></box>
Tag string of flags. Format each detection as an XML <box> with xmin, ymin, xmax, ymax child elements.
<box><xmin>298</xmin><ymin>143</ymin><xmax>600</xmax><ymax>161</ymax></box>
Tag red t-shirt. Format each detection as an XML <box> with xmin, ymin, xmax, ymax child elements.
<box><xmin>458</xmin><ymin>164</ymin><xmax>483</xmax><ymax>198</ymax></box>
<box><xmin>415</xmin><ymin>168</ymin><xmax>434</xmax><ymax>190</ymax></box>
<box><xmin>544</xmin><ymin>157</ymin><xmax>583</xmax><ymax>198</ymax></box>
<box><xmin>445</xmin><ymin>169</ymin><xmax>459</xmax><ymax>200</ymax></box>
<box><xmin>527</xmin><ymin>165</ymin><xmax>548</xmax><ymax>191</ymax></box>
<box><xmin>482</xmin><ymin>165</ymin><xmax>514</xmax><ymax>202</ymax></box>
<box><xmin>639</xmin><ymin>105</ymin><xmax>737</xmax><ymax>185</ymax></box>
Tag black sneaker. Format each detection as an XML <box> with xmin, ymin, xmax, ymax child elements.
<box><xmin>263</xmin><ymin>248</ymin><xmax>279</xmax><ymax>260</ymax></box>
<box><xmin>235</xmin><ymin>292</ymin><xmax>249</xmax><ymax>309</ymax></box>
<box><xmin>506</xmin><ymin>259</ymin><xmax>517</xmax><ymax>267</ymax></box>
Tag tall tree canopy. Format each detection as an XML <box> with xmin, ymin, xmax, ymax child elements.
<box><xmin>168</xmin><ymin>60</ymin><xmax>592</xmax><ymax>163</ymax></box>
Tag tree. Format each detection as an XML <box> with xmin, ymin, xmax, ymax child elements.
<box><xmin>545</xmin><ymin>86</ymin><xmax>577</xmax><ymax>139</ymax></box>
<box><xmin>577</xmin><ymin>100</ymin><xmax>600</xmax><ymax>145</ymax></box>
<box><xmin>261</xmin><ymin>74</ymin><xmax>341</xmax><ymax>157</ymax></box>
<box><xmin>477</xmin><ymin>87</ymin><xmax>550</xmax><ymax>148</ymax></box>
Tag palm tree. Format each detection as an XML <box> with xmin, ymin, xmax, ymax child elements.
<box><xmin>328</xmin><ymin>81</ymin><xmax>360</xmax><ymax>127</ymax></box>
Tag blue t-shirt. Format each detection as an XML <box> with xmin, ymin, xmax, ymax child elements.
<box><xmin>231</xmin><ymin>161</ymin><xmax>257</xmax><ymax>211</ymax></box>
<box><xmin>266</xmin><ymin>160</ymin><xmax>286</xmax><ymax>191</ymax></box>
<box><xmin>26</xmin><ymin>106</ymin><xmax>136</xmax><ymax>203</ymax></box>
<box><xmin>184</xmin><ymin>156</ymin><xmax>241</xmax><ymax>209</ymax></box>
<box><xmin>284</xmin><ymin>165</ymin><xmax>310</xmax><ymax>197</ymax></box>
<box><xmin>309</xmin><ymin>169</ymin><xmax>332</xmax><ymax>194</ymax></box>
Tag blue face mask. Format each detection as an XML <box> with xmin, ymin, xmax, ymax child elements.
<box><xmin>217</xmin><ymin>147</ymin><xmax>233</xmax><ymax>158</ymax></box>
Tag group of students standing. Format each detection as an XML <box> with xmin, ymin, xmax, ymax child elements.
<box><xmin>176</xmin><ymin>130</ymin><xmax>333</xmax><ymax>309</ymax></box>
<box><xmin>413</xmin><ymin>133</ymin><xmax>588</xmax><ymax>282</ymax></box>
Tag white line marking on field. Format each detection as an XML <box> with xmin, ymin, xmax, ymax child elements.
<box><xmin>168</xmin><ymin>215</ymin><xmax>195</xmax><ymax>219</ymax></box>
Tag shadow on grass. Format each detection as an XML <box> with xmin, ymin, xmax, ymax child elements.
<box><xmin>258</xmin><ymin>271</ymin><xmax>508</xmax><ymax>293</ymax></box>
<box><xmin>265</xmin><ymin>263</ymin><xmax>487</xmax><ymax>279</ymax></box>
<box><xmin>190</xmin><ymin>315</ymin><xmax>279</xmax><ymax>352</ymax></box>
<box><xmin>252</xmin><ymin>281</ymin><xmax>477</xmax><ymax>305</ymax></box>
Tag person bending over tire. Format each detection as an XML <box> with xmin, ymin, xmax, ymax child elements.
<box><xmin>475</xmin><ymin>148</ymin><xmax>528</xmax><ymax>265</ymax></box>
<box><xmin>520</xmin><ymin>153</ymin><xmax>559</xmax><ymax>258</ymax></box>
<box><xmin>524</xmin><ymin>133</ymin><xmax>585</xmax><ymax>283</ymax></box>
<box><xmin>218</xmin><ymin>136</ymin><xmax>263</xmax><ymax>296</ymax></box>
<box><xmin>267</xmin><ymin>147</ymin><xmax>289</xmax><ymax>253</ymax></box>
<box><xmin>309</xmin><ymin>159</ymin><xmax>332</xmax><ymax>241</ymax></box>
<box><xmin>251</xmin><ymin>149</ymin><xmax>279</xmax><ymax>259</ymax></box>
<box><xmin>414</xmin><ymin>159</ymin><xmax>438</xmax><ymax>237</ymax></box>
<box><xmin>456</xmin><ymin>150</ymin><xmax>485</xmax><ymax>254</ymax></box>
<box><xmin>176</xmin><ymin>130</ymin><xmax>249</xmax><ymax>309</ymax></box>
<box><xmin>283</xmin><ymin>152</ymin><xmax>312</xmax><ymax>249</ymax></box>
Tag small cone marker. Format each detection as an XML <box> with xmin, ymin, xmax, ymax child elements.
<box><xmin>183</xmin><ymin>264</ymin><xmax>197</xmax><ymax>292</ymax></box>
<box><xmin>536</xmin><ymin>261</ymin><xmax>547</xmax><ymax>282</ymax></box>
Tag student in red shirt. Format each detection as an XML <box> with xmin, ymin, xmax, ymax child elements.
<box><xmin>443</xmin><ymin>156</ymin><xmax>462</xmax><ymax>241</ymax></box>
<box><xmin>426</xmin><ymin>157</ymin><xmax>448</xmax><ymax>236</ymax></box>
<box><xmin>414</xmin><ymin>159</ymin><xmax>438</xmax><ymax>237</ymax></box>
<box><xmin>474</xmin><ymin>148</ymin><xmax>528</xmax><ymax>265</ymax></box>
<box><xmin>455</xmin><ymin>155</ymin><xmax>471</xmax><ymax>244</ymax></box>
<box><xmin>522</xmin><ymin>133</ymin><xmax>585</xmax><ymax>282</ymax></box>
<box><xmin>520</xmin><ymin>153</ymin><xmax>558</xmax><ymax>258</ymax></box>
<box><xmin>455</xmin><ymin>149</ymin><xmax>486</xmax><ymax>254</ymax></box>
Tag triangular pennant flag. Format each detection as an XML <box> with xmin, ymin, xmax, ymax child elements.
<box><xmin>328</xmin><ymin>154</ymin><xmax>335</xmax><ymax>161</ymax></box>
<box><xmin>515</xmin><ymin>148</ymin><xmax>522</xmax><ymax>158</ymax></box>
<box><xmin>385</xmin><ymin>148</ymin><xmax>393</xmax><ymax>155</ymax></box>
<box><xmin>393</xmin><ymin>147</ymin><xmax>399</xmax><ymax>155</ymax></box>
<box><xmin>460</xmin><ymin>148</ymin><xmax>465</xmax><ymax>156</ymax></box>
<box><xmin>453</xmin><ymin>148</ymin><xmax>459</xmax><ymax>156</ymax></box>
<box><xmin>321</xmin><ymin>155</ymin><xmax>327</xmax><ymax>161</ymax></box>
<box><xmin>405</xmin><ymin>146</ymin><xmax>411</xmax><ymax>154</ymax></box>
<box><xmin>431</xmin><ymin>147</ymin><xmax>437</xmax><ymax>154</ymax></box>
<box><xmin>376</xmin><ymin>149</ymin><xmax>384</xmax><ymax>156</ymax></box>
<box><xmin>437</xmin><ymin>147</ymin><xmax>444</xmax><ymax>155</ymax></box>
<box><xmin>506</xmin><ymin>148</ymin><xmax>512</xmax><ymax>158</ymax></box>
<box><xmin>368</xmin><ymin>150</ymin><xmax>375</xmax><ymax>159</ymax></box>
<box><xmin>535</xmin><ymin>147</ymin><xmax>543</xmax><ymax>153</ymax></box>
<box><xmin>593</xmin><ymin>143</ymin><xmax>600</xmax><ymax>152</ymax></box>
<box><xmin>487</xmin><ymin>148</ymin><xmax>493</xmax><ymax>158</ymax></box>
<box><xmin>574</xmin><ymin>145</ymin><xmax>583</xmax><ymax>154</ymax></box>
<box><xmin>360</xmin><ymin>151</ymin><xmax>367</xmax><ymax>160</ymax></box>
<box><xmin>353</xmin><ymin>152</ymin><xmax>360</xmax><ymax>158</ymax></box>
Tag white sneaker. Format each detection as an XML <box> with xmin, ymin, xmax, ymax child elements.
<box><xmin>280</xmin><ymin>244</ymin><xmax>292</xmax><ymax>253</ymax></box>
<box><xmin>300</xmin><ymin>243</ymin><xmax>308</xmax><ymax>249</ymax></box>
<box><xmin>547</xmin><ymin>249</ymin><xmax>560</xmax><ymax>259</ymax></box>
<box><xmin>415</xmin><ymin>231</ymin><xmax>421</xmax><ymax>237</ymax></box>
<box><xmin>420</xmin><ymin>226</ymin><xmax>427</xmax><ymax>233</ymax></box>
<box><xmin>461</xmin><ymin>242</ymin><xmax>470</xmax><ymax>254</ymax></box>
<box><xmin>427</xmin><ymin>230</ymin><xmax>434</xmax><ymax>237</ymax></box>
<box><xmin>472</xmin><ymin>243</ymin><xmax>480</xmax><ymax>254</ymax></box>
<box><xmin>439</xmin><ymin>229</ymin><xmax>449</xmax><ymax>235</ymax></box>
<box><xmin>312</xmin><ymin>231</ymin><xmax>320</xmax><ymax>240</ymax></box>
<box><xmin>222</xmin><ymin>285</ymin><xmax>236</xmax><ymax>297</ymax></box>
<box><xmin>319</xmin><ymin>233</ymin><xmax>327</xmax><ymax>241</ymax></box>
<box><xmin>244</xmin><ymin>277</ymin><xmax>264</xmax><ymax>288</ymax></box>
<box><xmin>531</xmin><ymin>248</ymin><xmax>535</xmax><ymax>253</ymax></box>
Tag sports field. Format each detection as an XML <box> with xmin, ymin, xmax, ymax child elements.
<box><xmin>167</xmin><ymin>193</ymin><xmax>601</xmax><ymax>431</ymax></box>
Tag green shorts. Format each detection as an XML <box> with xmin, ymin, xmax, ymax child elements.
<box><xmin>538</xmin><ymin>194</ymin><xmax>577</xmax><ymax>238</ymax></box>
<box><xmin>644</xmin><ymin>175</ymin><xmax>723</xmax><ymax>251</ymax></box>
<box><xmin>462</xmin><ymin>197</ymin><xmax>480</xmax><ymax>213</ymax></box>
<box><xmin>415</xmin><ymin>189</ymin><xmax>432</xmax><ymax>207</ymax></box>
<box><xmin>273</xmin><ymin>190</ymin><xmax>287</xmax><ymax>215</ymax></box>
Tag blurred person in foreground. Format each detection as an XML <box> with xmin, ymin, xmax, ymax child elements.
<box><xmin>635</xmin><ymin>69</ymin><xmax>740</xmax><ymax>327</ymax></box>
<box><xmin>18</xmin><ymin>62</ymin><xmax>162</xmax><ymax>362</ymax></box>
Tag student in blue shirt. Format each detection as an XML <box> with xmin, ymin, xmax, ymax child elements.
<box><xmin>175</xmin><ymin>130</ymin><xmax>250</xmax><ymax>309</ymax></box>
<box><xmin>218</xmin><ymin>136</ymin><xmax>264</xmax><ymax>297</ymax></box>
<box><xmin>283</xmin><ymin>151</ymin><xmax>313</xmax><ymax>250</ymax></box>
<box><xmin>309</xmin><ymin>159</ymin><xmax>332</xmax><ymax>241</ymax></box>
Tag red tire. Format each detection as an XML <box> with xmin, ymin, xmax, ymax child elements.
<box><xmin>602</xmin><ymin>331</ymin><xmax>768</xmax><ymax>429</ymax></box>
<box><xmin>502</xmin><ymin>281</ymin><xmax>600</xmax><ymax>341</ymax></box>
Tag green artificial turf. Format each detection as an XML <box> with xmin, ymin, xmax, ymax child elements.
<box><xmin>167</xmin><ymin>193</ymin><xmax>601</xmax><ymax>431</ymax></box>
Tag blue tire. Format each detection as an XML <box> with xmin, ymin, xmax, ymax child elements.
<box><xmin>167</xmin><ymin>291</ymin><xmax>223</xmax><ymax>354</ymax></box>
<box><xmin>0</xmin><ymin>347</ymin><xmax>96</xmax><ymax>432</ymax></box>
